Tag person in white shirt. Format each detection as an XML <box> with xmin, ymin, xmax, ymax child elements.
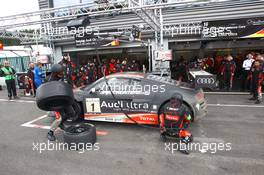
<box><xmin>241</xmin><ymin>53</ymin><xmax>254</xmax><ymax>91</ymax></box>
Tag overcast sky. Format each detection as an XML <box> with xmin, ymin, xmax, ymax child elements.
<box><xmin>0</xmin><ymin>0</ymin><xmax>39</xmax><ymax>17</ymax></box>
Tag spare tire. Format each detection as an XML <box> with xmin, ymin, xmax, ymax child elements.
<box><xmin>36</xmin><ymin>81</ymin><xmax>74</xmax><ymax>111</ymax></box>
<box><xmin>63</xmin><ymin>123</ymin><xmax>97</xmax><ymax>148</ymax></box>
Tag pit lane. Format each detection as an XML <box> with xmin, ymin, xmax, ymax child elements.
<box><xmin>0</xmin><ymin>91</ymin><xmax>264</xmax><ymax>175</ymax></box>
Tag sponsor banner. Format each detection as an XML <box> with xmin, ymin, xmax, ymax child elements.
<box><xmin>84</xmin><ymin>113</ymin><xmax>159</xmax><ymax>125</ymax></box>
<box><xmin>75</xmin><ymin>32</ymin><xmax>109</xmax><ymax>47</ymax></box>
<box><xmin>85</xmin><ymin>98</ymin><xmax>150</xmax><ymax>113</ymax></box>
<box><xmin>202</xmin><ymin>17</ymin><xmax>264</xmax><ymax>39</ymax></box>
<box><xmin>154</xmin><ymin>50</ymin><xmax>173</xmax><ymax>61</ymax></box>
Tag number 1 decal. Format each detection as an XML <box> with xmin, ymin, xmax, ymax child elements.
<box><xmin>86</xmin><ymin>98</ymin><xmax>101</xmax><ymax>113</ymax></box>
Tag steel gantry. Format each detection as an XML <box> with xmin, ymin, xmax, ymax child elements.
<box><xmin>0</xmin><ymin>0</ymin><xmax>219</xmax><ymax>43</ymax></box>
<box><xmin>0</xmin><ymin>0</ymin><xmax>264</xmax><ymax>45</ymax></box>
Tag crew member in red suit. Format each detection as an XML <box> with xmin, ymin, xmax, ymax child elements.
<box><xmin>109</xmin><ymin>58</ymin><xmax>116</xmax><ymax>74</ymax></box>
<box><xmin>204</xmin><ymin>57</ymin><xmax>214</xmax><ymax>73</ymax></box>
<box><xmin>116</xmin><ymin>59</ymin><xmax>122</xmax><ymax>72</ymax></box>
<box><xmin>98</xmin><ymin>59</ymin><xmax>109</xmax><ymax>78</ymax></box>
<box><xmin>214</xmin><ymin>55</ymin><xmax>224</xmax><ymax>74</ymax></box>
<box><xmin>87</xmin><ymin>62</ymin><xmax>97</xmax><ymax>84</ymax></box>
<box><xmin>220</xmin><ymin>55</ymin><xmax>236</xmax><ymax>91</ymax></box>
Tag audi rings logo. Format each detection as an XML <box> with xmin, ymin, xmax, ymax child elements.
<box><xmin>196</xmin><ymin>77</ymin><xmax>215</xmax><ymax>84</ymax></box>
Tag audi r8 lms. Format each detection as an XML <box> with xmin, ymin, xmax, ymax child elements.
<box><xmin>73</xmin><ymin>72</ymin><xmax>207</xmax><ymax>125</ymax></box>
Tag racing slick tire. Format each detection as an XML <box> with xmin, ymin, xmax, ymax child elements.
<box><xmin>63</xmin><ymin>123</ymin><xmax>97</xmax><ymax>148</ymax></box>
<box><xmin>36</xmin><ymin>81</ymin><xmax>74</xmax><ymax>111</ymax></box>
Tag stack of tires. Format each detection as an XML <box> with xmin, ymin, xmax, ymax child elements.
<box><xmin>36</xmin><ymin>81</ymin><xmax>96</xmax><ymax>146</ymax></box>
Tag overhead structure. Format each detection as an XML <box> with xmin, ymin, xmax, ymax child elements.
<box><xmin>0</xmin><ymin>29</ymin><xmax>48</xmax><ymax>44</ymax></box>
<box><xmin>0</xmin><ymin>0</ymin><xmax>264</xmax><ymax>45</ymax></box>
<box><xmin>129</xmin><ymin>0</ymin><xmax>160</xmax><ymax>31</ymax></box>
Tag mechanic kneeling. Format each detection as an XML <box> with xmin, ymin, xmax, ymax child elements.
<box><xmin>46</xmin><ymin>64</ymin><xmax>77</xmax><ymax>141</ymax></box>
<box><xmin>159</xmin><ymin>93</ymin><xmax>192</xmax><ymax>142</ymax></box>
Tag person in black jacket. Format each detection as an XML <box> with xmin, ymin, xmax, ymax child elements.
<box><xmin>249</xmin><ymin>55</ymin><xmax>264</xmax><ymax>104</ymax></box>
<box><xmin>59</xmin><ymin>53</ymin><xmax>73</xmax><ymax>85</ymax></box>
<box><xmin>175</xmin><ymin>58</ymin><xmax>188</xmax><ymax>82</ymax></box>
<box><xmin>27</xmin><ymin>62</ymin><xmax>36</xmax><ymax>97</ymax></box>
<box><xmin>46</xmin><ymin>64</ymin><xmax>65</xmax><ymax>141</ymax></box>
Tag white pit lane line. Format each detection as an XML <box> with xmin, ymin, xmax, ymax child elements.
<box><xmin>21</xmin><ymin>115</ymin><xmax>51</xmax><ymax>130</ymax></box>
<box><xmin>207</xmin><ymin>104</ymin><xmax>264</xmax><ymax>108</ymax></box>
<box><xmin>0</xmin><ymin>98</ymin><xmax>35</xmax><ymax>103</ymax></box>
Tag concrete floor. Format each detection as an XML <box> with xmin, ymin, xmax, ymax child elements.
<box><xmin>0</xmin><ymin>90</ymin><xmax>264</xmax><ymax>175</ymax></box>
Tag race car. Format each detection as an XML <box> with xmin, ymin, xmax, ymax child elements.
<box><xmin>73</xmin><ymin>72</ymin><xmax>207</xmax><ymax>125</ymax></box>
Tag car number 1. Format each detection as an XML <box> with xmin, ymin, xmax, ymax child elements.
<box><xmin>86</xmin><ymin>98</ymin><xmax>101</xmax><ymax>113</ymax></box>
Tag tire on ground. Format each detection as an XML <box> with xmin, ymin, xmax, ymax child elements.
<box><xmin>36</xmin><ymin>81</ymin><xmax>74</xmax><ymax>111</ymax></box>
<box><xmin>63</xmin><ymin>123</ymin><xmax>97</xmax><ymax>148</ymax></box>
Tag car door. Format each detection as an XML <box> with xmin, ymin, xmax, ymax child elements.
<box><xmin>82</xmin><ymin>77</ymin><xmax>133</xmax><ymax>122</ymax></box>
<box><xmin>126</xmin><ymin>78</ymin><xmax>160</xmax><ymax>124</ymax></box>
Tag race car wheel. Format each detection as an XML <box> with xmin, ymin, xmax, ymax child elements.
<box><xmin>36</xmin><ymin>81</ymin><xmax>74</xmax><ymax>111</ymax></box>
<box><xmin>63</xmin><ymin>123</ymin><xmax>97</xmax><ymax>148</ymax></box>
<box><xmin>158</xmin><ymin>101</ymin><xmax>194</xmax><ymax>122</ymax></box>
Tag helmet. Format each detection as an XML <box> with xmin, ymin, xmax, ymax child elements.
<box><xmin>170</xmin><ymin>93</ymin><xmax>183</xmax><ymax>108</ymax></box>
<box><xmin>51</xmin><ymin>64</ymin><xmax>64</xmax><ymax>73</ymax></box>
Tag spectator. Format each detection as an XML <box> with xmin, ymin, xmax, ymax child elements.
<box><xmin>241</xmin><ymin>53</ymin><xmax>254</xmax><ymax>91</ymax></box>
<box><xmin>27</xmin><ymin>62</ymin><xmax>36</xmax><ymax>96</ymax></box>
<box><xmin>0</xmin><ymin>60</ymin><xmax>19</xmax><ymax>100</ymax></box>
<box><xmin>34</xmin><ymin>62</ymin><xmax>44</xmax><ymax>88</ymax></box>
<box><xmin>249</xmin><ymin>57</ymin><xmax>264</xmax><ymax>104</ymax></box>
<box><xmin>220</xmin><ymin>55</ymin><xmax>236</xmax><ymax>91</ymax></box>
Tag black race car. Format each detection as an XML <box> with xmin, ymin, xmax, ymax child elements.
<box><xmin>73</xmin><ymin>72</ymin><xmax>207</xmax><ymax>124</ymax></box>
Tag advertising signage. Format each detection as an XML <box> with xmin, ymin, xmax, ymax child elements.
<box><xmin>202</xmin><ymin>17</ymin><xmax>264</xmax><ymax>39</ymax></box>
<box><xmin>75</xmin><ymin>32</ymin><xmax>101</xmax><ymax>47</ymax></box>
